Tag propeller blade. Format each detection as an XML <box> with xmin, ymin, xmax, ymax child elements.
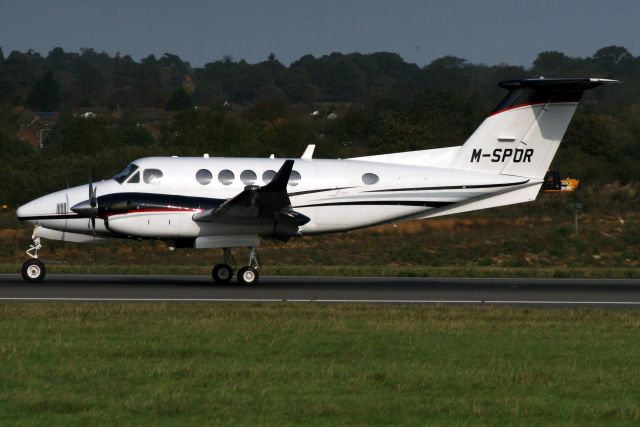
<box><xmin>89</xmin><ymin>182</ymin><xmax>97</xmax><ymax>208</ymax></box>
<box><xmin>72</xmin><ymin>179</ymin><xmax>100</xmax><ymax>218</ymax></box>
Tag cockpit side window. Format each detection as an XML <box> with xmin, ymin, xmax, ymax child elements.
<box><xmin>143</xmin><ymin>169</ymin><xmax>163</xmax><ymax>184</ymax></box>
<box><xmin>113</xmin><ymin>164</ymin><xmax>139</xmax><ymax>184</ymax></box>
<box><xmin>127</xmin><ymin>171</ymin><xmax>140</xmax><ymax>183</ymax></box>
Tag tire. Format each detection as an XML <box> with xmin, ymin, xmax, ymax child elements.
<box><xmin>237</xmin><ymin>266</ymin><xmax>259</xmax><ymax>285</ymax></box>
<box><xmin>21</xmin><ymin>259</ymin><xmax>46</xmax><ymax>283</ymax></box>
<box><xmin>212</xmin><ymin>264</ymin><xmax>233</xmax><ymax>284</ymax></box>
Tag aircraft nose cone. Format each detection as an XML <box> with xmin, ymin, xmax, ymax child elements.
<box><xmin>71</xmin><ymin>200</ymin><xmax>97</xmax><ymax>216</ymax></box>
<box><xmin>16</xmin><ymin>200</ymin><xmax>39</xmax><ymax>220</ymax></box>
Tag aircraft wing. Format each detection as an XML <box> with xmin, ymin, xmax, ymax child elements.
<box><xmin>192</xmin><ymin>160</ymin><xmax>309</xmax><ymax>240</ymax></box>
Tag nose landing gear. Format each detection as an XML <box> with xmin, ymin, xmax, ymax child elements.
<box><xmin>21</xmin><ymin>233</ymin><xmax>46</xmax><ymax>283</ymax></box>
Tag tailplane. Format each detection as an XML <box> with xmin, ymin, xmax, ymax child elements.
<box><xmin>451</xmin><ymin>78</ymin><xmax>615</xmax><ymax>179</ymax></box>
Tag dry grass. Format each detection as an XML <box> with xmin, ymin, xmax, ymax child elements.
<box><xmin>2</xmin><ymin>205</ymin><xmax>640</xmax><ymax>275</ymax></box>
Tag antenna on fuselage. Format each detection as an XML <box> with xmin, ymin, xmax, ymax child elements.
<box><xmin>301</xmin><ymin>144</ymin><xmax>315</xmax><ymax>160</ymax></box>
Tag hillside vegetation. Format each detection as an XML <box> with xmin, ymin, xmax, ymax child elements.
<box><xmin>0</xmin><ymin>45</ymin><xmax>638</xmax><ymax>206</ymax></box>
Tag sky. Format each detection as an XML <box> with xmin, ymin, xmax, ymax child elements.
<box><xmin>0</xmin><ymin>0</ymin><xmax>638</xmax><ymax>68</ymax></box>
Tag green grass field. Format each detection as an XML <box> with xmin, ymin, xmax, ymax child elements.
<box><xmin>1</xmin><ymin>303</ymin><xmax>639</xmax><ymax>426</ymax></box>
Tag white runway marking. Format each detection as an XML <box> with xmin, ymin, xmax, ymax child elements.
<box><xmin>0</xmin><ymin>297</ymin><xmax>639</xmax><ymax>305</ymax></box>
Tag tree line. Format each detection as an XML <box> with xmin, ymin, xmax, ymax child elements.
<box><xmin>0</xmin><ymin>45</ymin><xmax>638</xmax><ymax>205</ymax></box>
<box><xmin>1</xmin><ymin>45</ymin><xmax>637</xmax><ymax>109</ymax></box>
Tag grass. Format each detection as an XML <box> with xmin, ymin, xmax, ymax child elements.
<box><xmin>0</xmin><ymin>303</ymin><xmax>640</xmax><ymax>425</ymax></box>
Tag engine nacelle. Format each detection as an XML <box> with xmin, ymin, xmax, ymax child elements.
<box><xmin>106</xmin><ymin>212</ymin><xmax>199</xmax><ymax>238</ymax></box>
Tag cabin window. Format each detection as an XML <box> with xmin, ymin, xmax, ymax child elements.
<box><xmin>362</xmin><ymin>173</ymin><xmax>379</xmax><ymax>185</ymax></box>
<box><xmin>218</xmin><ymin>169</ymin><xmax>235</xmax><ymax>185</ymax></box>
<box><xmin>143</xmin><ymin>169</ymin><xmax>163</xmax><ymax>184</ymax></box>
<box><xmin>127</xmin><ymin>171</ymin><xmax>140</xmax><ymax>183</ymax></box>
<box><xmin>196</xmin><ymin>169</ymin><xmax>213</xmax><ymax>185</ymax></box>
<box><xmin>262</xmin><ymin>170</ymin><xmax>276</xmax><ymax>184</ymax></box>
<box><xmin>288</xmin><ymin>170</ymin><xmax>301</xmax><ymax>186</ymax></box>
<box><xmin>113</xmin><ymin>163</ymin><xmax>139</xmax><ymax>184</ymax></box>
<box><xmin>240</xmin><ymin>170</ymin><xmax>257</xmax><ymax>185</ymax></box>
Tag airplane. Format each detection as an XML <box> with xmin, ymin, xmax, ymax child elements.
<box><xmin>16</xmin><ymin>77</ymin><xmax>614</xmax><ymax>284</ymax></box>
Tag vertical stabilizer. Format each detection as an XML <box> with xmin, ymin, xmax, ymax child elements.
<box><xmin>452</xmin><ymin>78</ymin><xmax>613</xmax><ymax>179</ymax></box>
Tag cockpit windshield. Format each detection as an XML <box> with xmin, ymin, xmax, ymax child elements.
<box><xmin>113</xmin><ymin>164</ymin><xmax>139</xmax><ymax>184</ymax></box>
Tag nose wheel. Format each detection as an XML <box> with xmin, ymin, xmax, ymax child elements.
<box><xmin>21</xmin><ymin>259</ymin><xmax>46</xmax><ymax>283</ymax></box>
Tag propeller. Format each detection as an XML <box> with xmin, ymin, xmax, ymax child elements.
<box><xmin>69</xmin><ymin>173</ymin><xmax>102</xmax><ymax>262</ymax></box>
<box><xmin>89</xmin><ymin>181</ymin><xmax>97</xmax><ymax>239</ymax></box>
<box><xmin>89</xmin><ymin>181</ymin><xmax>97</xmax><ymax>208</ymax></box>
<box><xmin>70</xmin><ymin>178</ymin><xmax>100</xmax><ymax>239</ymax></box>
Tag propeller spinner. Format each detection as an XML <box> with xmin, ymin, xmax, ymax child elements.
<box><xmin>70</xmin><ymin>182</ymin><xmax>100</xmax><ymax>238</ymax></box>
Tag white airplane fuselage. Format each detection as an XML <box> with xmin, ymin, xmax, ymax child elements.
<box><xmin>18</xmin><ymin>153</ymin><xmax>537</xmax><ymax>241</ymax></box>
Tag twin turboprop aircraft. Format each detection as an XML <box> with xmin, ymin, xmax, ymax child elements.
<box><xmin>16</xmin><ymin>77</ymin><xmax>613</xmax><ymax>284</ymax></box>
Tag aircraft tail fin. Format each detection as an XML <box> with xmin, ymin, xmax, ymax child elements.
<box><xmin>451</xmin><ymin>78</ymin><xmax>615</xmax><ymax>179</ymax></box>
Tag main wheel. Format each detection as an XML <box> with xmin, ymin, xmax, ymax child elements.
<box><xmin>21</xmin><ymin>259</ymin><xmax>46</xmax><ymax>283</ymax></box>
<box><xmin>237</xmin><ymin>266</ymin><xmax>259</xmax><ymax>285</ymax></box>
<box><xmin>212</xmin><ymin>263</ymin><xmax>233</xmax><ymax>284</ymax></box>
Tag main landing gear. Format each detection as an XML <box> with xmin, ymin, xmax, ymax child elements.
<box><xmin>21</xmin><ymin>233</ymin><xmax>46</xmax><ymax>283</ymax></box>
<box><xmin>212</xmin><ymin>247</ymin><xmax>260</xmax><ymax>285</ymax></box>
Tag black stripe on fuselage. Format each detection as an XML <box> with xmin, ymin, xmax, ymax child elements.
<box><xmin>294</xmin><ymin>201</ymin><xmax>453</xmax><ymax>208</ymax></box>
<box><xmin>363</xmin><ymin>180</ymin><xmax>530</xmax><ymax>193</ymax></box>
<box><xmin>288</xmin><ymin>187</ymin><xmax>354</xmax><ymax>196</ymax></box>
<box><xmin>17</xmin><ymin>214</ymin><xmax>82</xmax><ymax>221</ymax></box>
<box><xmin>97</xmin><ymin>192</ymin><xmax>225</xmax><ymax>210</ymax></box>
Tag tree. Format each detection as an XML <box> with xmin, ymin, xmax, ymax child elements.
<box><xmin>0</xmin><ymin>105</ymin><xmax>31</xmax><ymax>161</ymax></box>
<box><xmin>533</xmin><ymin>51</ymin><xmax>575</xmax><ymax>74</ymax></box>
<box><xmin>25</xmin><ymin>71</ymin><xmax>60</xmax><ymax>111</ymax></box>
<box><xmin>116</xmin><ymin>109</ymin><xmax>155</xmax><ymax>147</ymax></box>
<box><xmin>165</xmin><ymin>87</ymin><xmax>194</xmax><ymax>111</ymax></box>
<box><xmin>161</xmin><ymin>110</ymin><xmax>253</xmax><ymax>156</ymax></box>
<box><xmin>44</xmin><ymin>111</ymin><xmax>114</xmax><ymax>156</ymax></box>
<box><xmin>593</xmin><ymin>46</ymin><xmax>632</xmax><ymax>66</ymax></box>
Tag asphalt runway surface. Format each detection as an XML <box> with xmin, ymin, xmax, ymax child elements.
<box><xmin>1</xmin><ymin>274</ymin><xmax>640</xmax><ymax>307</ymax></box>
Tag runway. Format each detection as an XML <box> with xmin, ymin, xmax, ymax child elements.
<box><xmin>1</xmin><ymin>274</ymin><xmax>640</xmax><ymax>307</ymax></box>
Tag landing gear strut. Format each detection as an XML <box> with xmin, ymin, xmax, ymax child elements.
<box><xmin>211</xmin><ymin>247</ymin><xmax>260</xmax><ymax>285</ymax></box>
<box><xmin>21</xmin><ymin>232</ymin><xmax>46</xmax><ymax>283</ymax></box>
